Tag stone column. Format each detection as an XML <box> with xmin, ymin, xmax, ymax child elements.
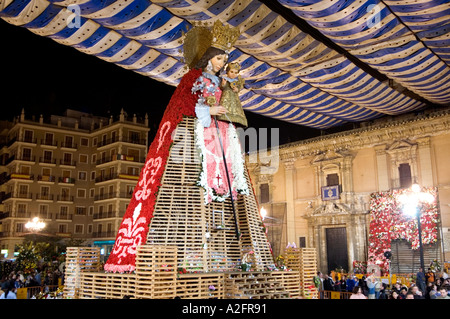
<box><xmin>375</xmin><ymin>145</ymin><xmax>390</xmax><ymax>191</ymax></box>
<box><xmin>416</xmin><ymin>137</ymin><xmax>433</xmax><ymax>186</ymax></box>
<box><xmin>283</xmin><ymin>159</ymin><xmax>296</xmax><ymax>245</ymax></box>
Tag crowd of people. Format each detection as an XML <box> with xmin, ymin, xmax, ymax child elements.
<box><xmin>0</xmin><ymin>264</ymin><xmax>64</xmax><ymax>299</ymax></box>
<box><xmin>314</xmin><ymin>267</ymin><xmax>450</xmax><ymax>299</ymax></box>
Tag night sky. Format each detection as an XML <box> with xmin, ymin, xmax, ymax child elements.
<box><xmin>1</xmin><ymin>19</ymin><xmax>337</xmax><ymax>145</ymax></box>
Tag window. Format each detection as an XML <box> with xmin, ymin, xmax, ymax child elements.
<box><xmin>40</xmin><ymin>186</ymin><xmax>50</xmax><ymax>200</ymax></box>
<box><xmin>44</xmin><ymin>133</ymin><xmax>54</xmax><ymax>145</ymax></box>
<box><xmin>20</xmin><ymin>166</ymin><xmax>30</xmax><ymax>175</ymax></box>
<box><xmin>58</xmin><ymin>224</ymin><xmax>68</xmax><ymax>233</ymax></box>
<box><xmin>78</xmin><ymin>171</ymin><xmax>87</xmax><ymax>181</ymax></box>
<box><xmin>77</xmin><ymin>189</ymin><xmax>86</xmax><ymax>198</ymax></box>
<box><xmin>16</xmin><ymin>223</ymin><xmax>25</xmax><ymax>233</ymax></box>
<box><xmin>326</xmin><ymin>173</ymin><xmax>339</xmax><ymax>186</ymax></box>
<box><xmin>80</xmin><ymin>138</ymin><xmax>89</xmax><ymax>147</ymax></box>
<box><xmin>129</xmin><ymin>131</ymin><xmax>140</xmax><ymax>143</ymax></box>
<box><xmin>64</xmin><ymin>136</ymin><xmax>74</xmax><ymax>148</ymax></box>
<box><xmin>76</xmin><ymin>207</ymin><xmax>86</xmax><ymax>215</ymax></box>
<box><xmin>62</xmin><ymin>153</ymin><xmax>72</xmax><ymax>165</ymax></box>
<box><xmin>60</xmin><ymin>206</ymin><xmax>69</xmax><ymax>219</ymax></box>
<box><xmin>299</xmin><ymin>237</ymin><xmax>306</xmax><ymax>248</ymax></box>
<box><xmin>260</xmin><ymin>183</ymin><xmax>269</xmax><ymax>204</ymax></box>
<box><xmin>399</xmin><ymin>163</ymin><xmax>412</xmax><ymax>189</ymax></box>
<box><xmin>18</xmin><ymin>185</ymin><xmax>28</xmax><ymax>196</ymax></box>
<box><xmin>74</xmin><ymin>225</ymin><xmax>84</xmax><ymax>234</ymax></box>
<box><xmin>17</xmin><ymin>204</ymin><xmax>27</xmax><ymax>214</ymax></box>
<box><xmin>43</xmin><ymin>150</ymin><xmax>52</xmax><ymax>163</ymax></box>
<box><xmin>24</xmin><ymin>130</ymin><xmax>33</xmax><ymax>143</ymax></box>
<box><xmin>79</xmin><ymin>154</ymin><xmax>88</xmax><ymax>164</ymax></box>
<box><xmin>22</xmin><ymin>148</ymin><xmax>32</xmax><ymax>161</ymax></box>
<box><xmin>127</xmin><ymin>167</ymin><xmax>139</xmax><ymax>176</ymax></box>
<box><xmin>42</xmin><ymin>167</ymin><xmax>51</xmax><ymax>177</ymax></box>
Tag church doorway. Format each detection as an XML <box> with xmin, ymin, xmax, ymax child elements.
<box><xmin>326</xmin><ymin>227</ymin><xmax>349</xmax><ymax>272</ymax></box>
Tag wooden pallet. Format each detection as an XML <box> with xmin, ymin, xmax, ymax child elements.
<box><xmin>63</xmin><ymin>247</ymin><xmax>100</xmax><ymax>299</ymax></box>
<box><xmin>134</xmin><ymin>245</ymin><xmax>178</xmax><ymax>299</ymax></box>
<box><xmin>283</xmin><ymin>248</ymin><xmax>318</xmax><ymax>298</ymax></box>
<box><xmin>225</xmin><ymin>271</ymin><xmax>291</xmax><ymax>299</ymax></box>
<box><xmin>177</xmin><ymin>273</ymin><xmax>225</xmax><ymax>299</ymax></box>
<box><xmin>78</xmin><ymin>272</ymin><xmax>136</xmax><ymax>299</ymax></box>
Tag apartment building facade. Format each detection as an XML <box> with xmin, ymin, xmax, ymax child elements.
<box><xmin>0</xmin><ymin>109</ymin><xmax>149</xmax><ymax>259</ymax></box>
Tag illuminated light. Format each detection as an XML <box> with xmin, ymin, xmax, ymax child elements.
<box><xmin>411</xmin><ymin>184</ymin><xmax>421</xmax><ymax>193</ymax></box>
<box><xmin>25</xmin><ymin>217</ymin><xmax>46</xmax><ymax>232</ymax></box>
<box><xmin>260</xmin><ymin>207</ymin><xmax>267</xmax><ymax>220</ymax></box>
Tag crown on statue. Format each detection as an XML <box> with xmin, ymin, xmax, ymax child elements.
<box><xmin>210</xmin><ymin>20</ymin><xmax>240</xmax><ymax>52</ymax></box>
<box><xmin>181</xmin><ymin>20</ymin><xmax>240</xmax><ymax>69</ymax></box>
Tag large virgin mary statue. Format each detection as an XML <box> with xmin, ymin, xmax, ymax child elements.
<box><xmin>104</xmin><ymin>21</ymin><xmax>273</xmax><ymax>274</ymax></box>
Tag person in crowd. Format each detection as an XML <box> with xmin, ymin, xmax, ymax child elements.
<box><xmin>399</xmin><ymin>286</ymin><xmax>408</xmax><ymax>299</ymax></box>
<box><xmin>405</xmin><ymin>291</ymin><xmax>415</xmax><ymax>299</ymax></box>
<box><xmin>417</xmin><ymin>267</ymin><xmax>426</xmax><ymax>293</ymax></box>
<box><xmin>0</xmin><ymin>281</ymin><xmax>16</xmax><ymax>299</ymax></box>
<box><xmin>346</xmin><ymin>276</ymin><xmax>358</xmax><ymax>293</ymax></box>
<box><xmin>425</xmin><ymin>267</ymin><xmax>435</xmax><ymax>284</ymax></box>
<box><xmin>378</xmin><ymin>283</ymin><xmax>388</xmax><ymax>299</ymax></box>
<box><xmin>437</xmin><ymin>286</ymin><xmax>450</xmax><ymax>299</ymax></box>
<box><xmin>323</xmin><ymin>274</ymin><xmax>335</xmax><ymax>291</ymax></box>
<box><xmin>389</xmin><ymin>290</ymin><xmax>400</xmax><ymax>299</ymax></box>
<box><xmin>339</xmin><ymin>275</ymin><xmax>347</xmax><ymax>292</ymax></box>
<box><xmin>410</xmin><ymin>285</ymin><xmax>424</xmax><ymax>299</ymax></box>
<box><xmin>366</xmin><ymin>275</ymin><xmax>376</xmax><ymax>299</ymax></box>
<box><xmin>350</xmin><ymin>286</ymin><xmax>367</xmax><ymax>299</ymax></box>
<box><xmin>427</xmin><ymin>283</ymin><xmax>438</xmax><ymax>299</ymax></box>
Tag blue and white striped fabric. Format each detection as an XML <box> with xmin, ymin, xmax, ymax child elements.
<box><xmin>2</xmin><ymin>0</ymin><xmax>446</xmax><ymax>129</ymax></box>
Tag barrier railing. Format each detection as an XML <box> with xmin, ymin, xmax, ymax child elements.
<box><xmin>15</xmin><ymin>285</ymin><xmax>62</xmax><ymax>299</ymax></box>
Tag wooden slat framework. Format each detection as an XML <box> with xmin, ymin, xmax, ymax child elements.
<box><xmin>63</xmin><ymin>247</ymin><xmax>100</xmax><ymax>299</ymax></box>
<box><xmin>176</xmin><ymin>273</ymin><xmax>225</xmax><ymax>299</ymax></box>
<box><xmin>78</xmin><ymin>272</ymin><xmax>136</xmax><ymax>299</ymax></box>
<box><xmin>284</xmin><ymin>247</ymin><xmax>319</xmax><ymax>298</ymax></box>
<box><xmin>134</xmin><ymin>245</ymin><xmax>178</xmax><ymax>299</ymax></box>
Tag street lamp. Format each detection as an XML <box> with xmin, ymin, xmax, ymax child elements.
<box><xmin>398</xmin><ymin>184</ymin><xmax>435</xmax><ymax>272</ymax></box>
<box><xmin>25</xmin><ymin>217</ymin><xmax>46</xmax><ymax>233</ymax></box>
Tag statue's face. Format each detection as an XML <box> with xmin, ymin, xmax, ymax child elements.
<box><xmin>210</xmin><ymin>54</ymin><xmax>227</xmax><ymax>73</ymax></box>
<box><xmin>227</xmin><ymin>68</ymin><xmax>239</xmax><ymax>79</ymax></box>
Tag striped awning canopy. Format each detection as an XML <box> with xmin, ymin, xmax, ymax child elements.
<box><xmin>1</xmin><ymin>0</ymin><xmax>449</xmax><ymax>129</ymax></box>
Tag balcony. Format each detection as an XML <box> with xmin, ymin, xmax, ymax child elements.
<box><xmin>92</xmin><ymin>231</ymin><xmax>116</xmax><ymax>238</ymax></box>
<box><xmin>56</xmin><ymin>195</ymin><xmax>74</xmax><ymax>202</ymax></box>
<box><xmin>9</xmin><ymin>173</ymin><xmax>34</xmax><ymax>181</ymax></box>
<box><xmin>35</xmin><ymin>193</ymin><xmax>54</xmax><ymax>201</ymax></box>
<box><xmin>58</xmin><ymin>177</ymin><xmax>76</xmax><ymax>184</ymax></box>
<box><xmin>60</xmin><ymin>142</ymin><xmax>78</xmax><ymax>150</ymax></box>
<box><xmin>55</xmin><ymin>213</ymin><xmax>73</xmax><ymax>221</ymax></box>
<box><xmin>93</xmin><ymin>211</ymin><xmax>116</xmax><ymax>219</ymax></box>
<box><xmin>5</xmin><ymin>155</ymin><xmax>36</xmax><ymax>165</ymax></box>
<box><xmin>97</xmin><ymin>137</ymin><xmax>146</xmax><ymax>148</ymax></box>
<box><xmin>3</xmin><ymin>192</ymin><xmax>34</xmax><ymax>200</ymax></box>
<box><xmin>38</xmin><ymin>157</ymin><xmax>57</xmax><ymax>165</ymax></box>
<box><xmin>59</xmin><ymin>159</ymin><xmax>76</xmax><ymax>167</ymax></box>
<box><xmin>37</xmin><ymin>175</ymin><xmax>56</xmax><ymax>183</ymax></box>
<box><xmin>40</xmin><ymin>139</ymin><xmax>58</xmax><ymax>147</ymax></box>
<box><xmin>96</xmin><ymin>154</ymin><xmax>146</xmax><ymax>165</ymax></box>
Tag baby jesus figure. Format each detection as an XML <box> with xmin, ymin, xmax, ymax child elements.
<box><xmin>217</xmin><ymin>62</ymin><xmax>248</xmax><ymax>127</ymax></box>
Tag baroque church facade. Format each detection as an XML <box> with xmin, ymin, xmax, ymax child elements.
<box><xmin>248</xmin><ymin>107</ymin><xmax>450</xmax><ymax>273</ymax></box>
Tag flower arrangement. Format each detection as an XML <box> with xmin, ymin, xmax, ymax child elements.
<box><xmin>352</xmin><ymin>261</ymin><xmax>367</xmax><ymax>274</ymax></box>
<box><xmin>104</xmin><ymin>68</ymin><xmax>203</xmax><ymax>273</ymax></box>
<box><xmin>368</xmin><ymin>188</ymin><xmax>439</xmax><ymax>274</ymax></box>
